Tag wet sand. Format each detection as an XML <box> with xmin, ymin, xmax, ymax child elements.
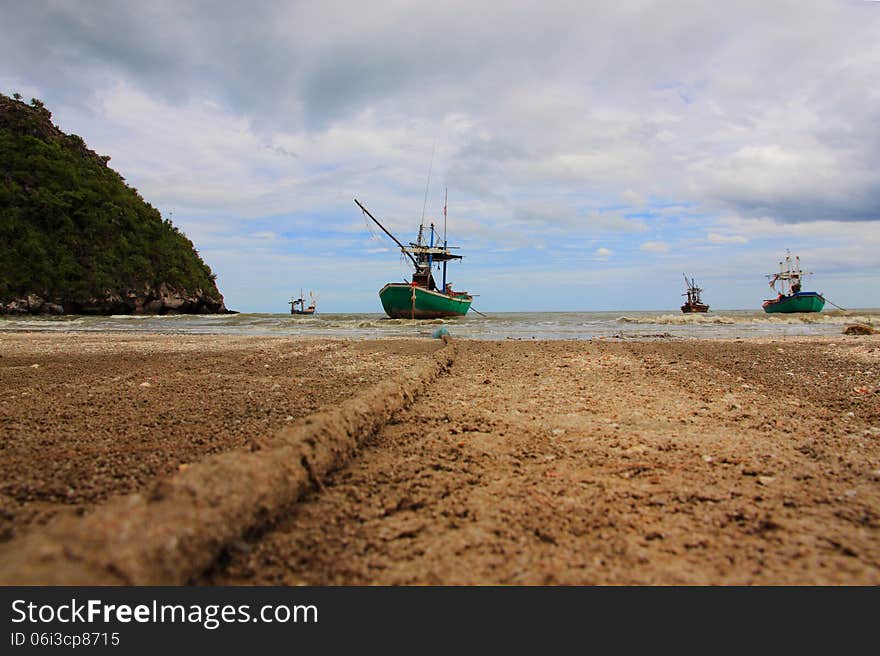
<box><xmin>2</xmin><ymin>332</ymin><xmax>879</xmax><ymax>584</ymax></box>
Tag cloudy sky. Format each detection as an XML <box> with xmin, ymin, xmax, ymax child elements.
<box><xmin>2</xmin><ymin>1</ymin><xmax>879</xmax><ymax>312</ymax></box>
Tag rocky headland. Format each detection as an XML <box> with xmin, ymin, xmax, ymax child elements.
<box><xmin>0</xmin><ymin>93</ymin><xmax>229</xmax><ymax>315</ymax></box>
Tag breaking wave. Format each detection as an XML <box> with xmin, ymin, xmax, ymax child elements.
<box><xmin>617</xmin><ymin>312</ymin><xmax>879</xmax><ymax>326</ymax></box>
<box><xmin>2</xmin><ymin>309</ymin><xmax>877</xmax><ymax>340</ymax></box>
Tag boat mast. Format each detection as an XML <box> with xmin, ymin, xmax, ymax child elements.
<box><xmin>682</xmin><ymin>274</ymin><xmax>704</xmax><ymax>305</ymax></box>
<box><xmin>354</xmin><ymin>199</ymin><xmax>418</xmax><ymax>268</ymax></box>
<box><xmin>786</xmin><ymin>250</ymin><xmax>792</xmax><ymax>294</ymax></box>
<box><xmin>356</xmin><ymin>196</ymin><xmax>462</xmax><ymax>294</ymax></box>
<box><xmin>442</xmin><ymin>189</ymin><xmax>448</xmax><ymax>293</ymax></box>
<box><xmin>779</xmin><ymin>255</ymin><xmax>787</xmax><ymax>295</ymax></box>
<box><xmin>419</xmin><ymin>144</ymin><xmax>435</xmax><ymax>244</ymax></box>
<box><xmin>443</xmin><ymin>188</ymin><xmax>448</xmax><ymax>244</ymax></box>
<box><xmin>791</xmin><ymin>254</ymin><xmax>812</xmax><ymax>293</ymax></box>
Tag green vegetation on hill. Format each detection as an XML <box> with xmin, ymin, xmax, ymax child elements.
<box><xmin>0</xmin><ymin>93</ymin><xmax>226</xmax><ymax>313</ymax></box>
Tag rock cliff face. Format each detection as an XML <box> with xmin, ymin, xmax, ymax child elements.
<box><xmin>0</xmin><ymin>93</ymin><xmax>230</xmax><ymax>315</ymax></box>
<box><xmin>0</xmin><ymin>283</ymin><xmax>227</xmax><ymax>315</ymax></box>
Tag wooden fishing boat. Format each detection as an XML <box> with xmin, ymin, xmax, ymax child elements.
<box><xmin>355</xmin><ymin>196</ymin><xmax>473</xmax><ymax>319</ymax></box>
<box><xmin>762</xmin><ymin>251</ymin><xmax>825</xmax><ymax>313</ymax></box>
<box><xmin>681</xmin><ymin>274</ymin><xmax>709</xmax><ymax>313</ymax></box>
<box><xmin>289</xmin><ymin>290</ymin><xmax>317</xmax><ymax>315</ymax></box>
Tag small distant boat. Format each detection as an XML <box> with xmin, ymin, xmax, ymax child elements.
<box><xmin>289</xmin><ymin>290</ymin><xmax>317</xmax><ymax>315</ymax></box>
<box><xmin>355</xmin><ymin>196</ymin><xmax>473</xmax><ymax>319</ymax></box>
<box><xmin>762</xmin><ymin>251</ymin><xmax>825</xmax><ymax>314</ymax></box>
<box><xmin>681</xmin><ymin>274</ymin><xmax>710</xmax><ymax>313</ymax></box>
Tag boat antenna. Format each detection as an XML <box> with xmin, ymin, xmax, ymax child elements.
<box><xmin>442</xmin><ymin>188</ymin><xmax>449</xmax><ymax>292</ymax></box>
<box><xmin>443</xmin><ymin>187</ymin><xmax>448</xmax><ymax>244</ymax></box>
<box><xmin>421</xmin><ymin>142</ymin><xmax>436</xmax><ymax>229</ymax></box>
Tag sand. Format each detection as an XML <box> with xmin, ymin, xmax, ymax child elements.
<box><xmin>1</xmin><ymin>332</ymin><xmax>878</xmax><ymax>584</ymax></box>
<box><xmin>0</xmin><ymin>333</ymin><xmax>438</xmax><ymax>542</ymax></box>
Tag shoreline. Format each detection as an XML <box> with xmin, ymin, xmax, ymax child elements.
<box><xmin>2</xmin><ymin>331</ymin><xmax>878</xmax><ymax>584</ymax></box>
<box><xmin>1</xmin><ymin>308</ymin><xmax>877</xmax><ymax>344</ymax></box>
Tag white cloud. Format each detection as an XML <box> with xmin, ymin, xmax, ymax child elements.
<box><xmin>707</xmin><ymin>233</ymin><xmax>748</xmax><ymax>244</ymax></box>
<box><xmin>640</xmin><ymin>241</ymin><xmax>669</xmax><ymax>253</ymax></box>
<box><xmin>584</xmin><ymin>211</ymin><xmax>649</xmax><ymax>234</ymax></box>
<box><xmin>621</xmin><ymin>189</ymin><xmax>646</xmax><ymax>207</ymax></box>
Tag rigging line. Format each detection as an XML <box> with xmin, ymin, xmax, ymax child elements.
<box><xmin>364</xmin><ymin>211</ymin><xmax>380</xmax><ymax>240</ymax></box>
<box><xmin>421</xmin><ymin>142</ymin><xmax>436</xmax><ymax>229</ymax></box>
<box><xmin>820</xmin><ymin>295</ymin><xmax>848</xmax><ymax>313</ymax></box>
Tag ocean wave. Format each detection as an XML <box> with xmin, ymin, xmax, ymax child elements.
<box><xmin>108</xmin><ymin>314</ymin><xmax>197</xmax><ymax>320</ymax></box>
<box><xmin>2</xmin><ymin>310</ymin><xmax>876</xmax><ymax>340</ymax></box>
<box><xmin>616</xmin><ymin>313</ymin><xmax>878</xmax><ymax>326</ymax></box>
<box><xmin>353</xmin><ymin>318</ymin><xmax>449</xmax><ymax>328</ymax></box>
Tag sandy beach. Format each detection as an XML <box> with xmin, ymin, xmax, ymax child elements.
<box><xmin>0</xmin><ymin>334</ymin><xmax>438</xmax><ymax>540</ymax></box>
<box><xmin>1</xmin><ymin>332</ymin><xmax>878</xmax><ymax>584</ymax></box>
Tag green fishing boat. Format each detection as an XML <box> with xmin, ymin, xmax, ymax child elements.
<box><xmin>355</xmin><ymin>197</ymin><xmax>473</xmax><ymax>319</ymax></box>
<box><xmin>378</xmin><ymin>283</ymin><xmax>472</xmax><ymax>319</ymax></box>
<box><xmin>763</xmin><ymin>292</ymin><xmax>825</xmax><ymax>313</ymax></box>
<box><xmin>762</xmin><ymin>250</ymin><xmax>825</xmax><ymax>314</ymax></box>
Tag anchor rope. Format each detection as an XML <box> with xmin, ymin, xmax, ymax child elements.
<box><xmin>820</xmin><ymin>295</ymin><xmax>848</xmax><ymax>312</ymax></box>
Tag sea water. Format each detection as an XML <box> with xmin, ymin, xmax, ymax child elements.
<box><xmin>1</xmin><ymin>309</ymin><xmax>878</xmax><ymax>340</ymax></box>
